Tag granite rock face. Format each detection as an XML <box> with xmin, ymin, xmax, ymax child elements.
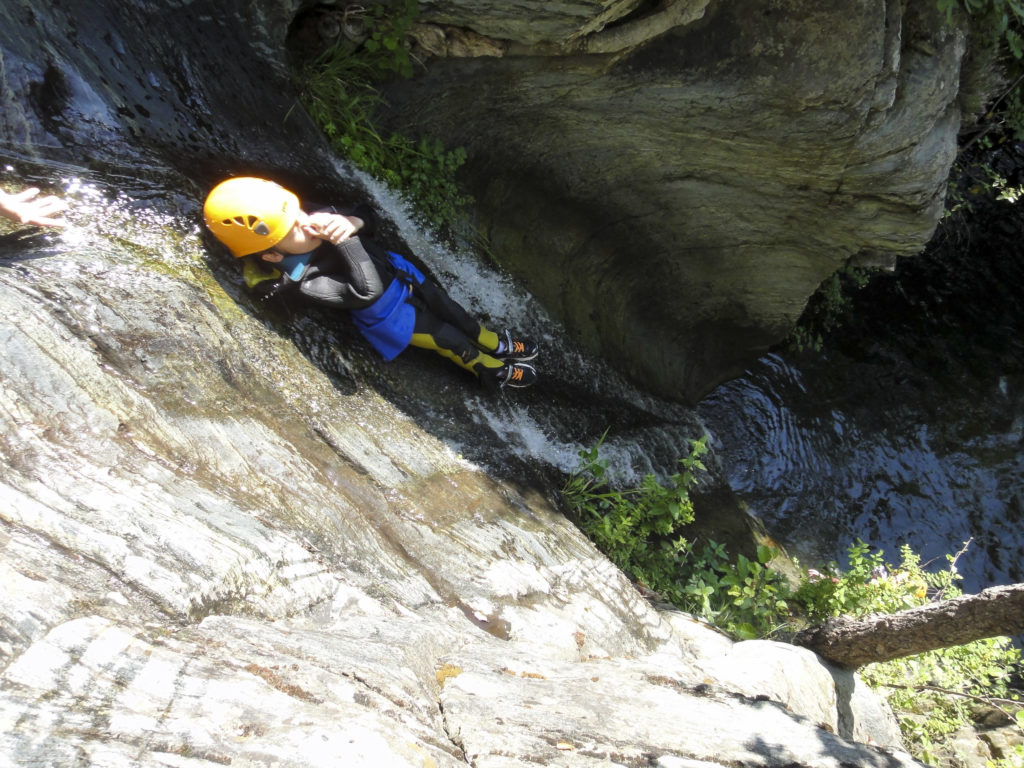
<box><xmin>379</xmin><ymin>0</ymin><xmax>966</xmax><ymax>402</ymax></box>
<box><xmin>0</xmin><ymin>179</ymin><xmax>913</xmax><ymax>767</ymax></box>
<box><xmin>0</xmin><ymin>235</ymin><xmax>916</xmax><ymax>767</ymax></box>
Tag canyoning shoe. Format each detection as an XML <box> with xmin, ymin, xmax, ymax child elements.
<box><xmin>495</xmin><ymin>329</ymin><xmax>539</xmax><ymax>361</ymax></box>
<box><xmin>498</xmin><ymin>361</ymin><xmax>538</xmax><ymax>389</ymax></box>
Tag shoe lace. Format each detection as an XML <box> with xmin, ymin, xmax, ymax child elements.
<box><xmin>512</xmin><ymin>340</ymin><xmax>525</xmax><ymax>354</ymax></box>
<box><xmin>508</xmin><ymin>366</ymin><xmax>524</xmax><ymax>382</ymax></box>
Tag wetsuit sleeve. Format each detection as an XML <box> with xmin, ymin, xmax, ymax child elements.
<box><xmin>296</xmin><ymin>238</ymin><xmax>387</xmax><ymax>309</ymax></box>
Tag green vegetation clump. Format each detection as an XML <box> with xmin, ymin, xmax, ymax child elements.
<box><xmin>563</xmin><ymin>436</ymin><xmax>791</xmax><ymax>639</ymax></box>
<box><xmin>786</xmin><ymin>266</ymin><xmax>873</xmax><ymax>354</ymax></box>
<box><xmin>562</xmin><ymin>441</ymin><xmax>1023</xmax><ymax>765</ymax></box>
<box><xmin>801</xmin><ymin>540</ymin><xmax>1024</xmax><ymax>766</ymax></box>
<box><xmin>940</xmin><ymin>0</ymin><xmax>1024</xmax><ymax>136</ymax></box>
<box><xmin>296</xmin><ymin>0</ymin><xmax>470</xmax><ymax>233</ymax></box>
<box><xmin>939</xmin><ymin>0</ymin><xmax>1024</xmax><ymax>64</ymax></box>
<box><xmin>792</xmin><ymin>539</ymin><xmax>959</xmax><ymax>623</ymax></box>
<box><xmin>940</xmin><ymin>0</ymin><xmax>1024</xmax><ymax>215</ymax></box>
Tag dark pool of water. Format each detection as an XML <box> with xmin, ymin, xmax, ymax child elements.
<box><xmin>699</xmin><ymin>179</ymin><xmax>1024</xmax><ymax>594</ymax></box>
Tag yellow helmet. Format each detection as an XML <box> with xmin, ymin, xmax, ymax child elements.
<box><xmin>203</xmin><ymin>177</ymin><xmax>300</xmax><ymax>257</ymax></box>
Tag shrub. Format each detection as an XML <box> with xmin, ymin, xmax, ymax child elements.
<box><xmin>939</xmin><ymin>0</ymin><xmax>1024</xmax><ymax>218</ymax></box>
<box><xmin>563</xmin><ymin>441</ymin><xmax>1024</xmax><ymax>765</ymax></box>
<box><xmin>562</xmin><ymin>435</ymin><xmax>792</xmax><ymax>639</ymax></box>
<box><xmin>296</xmin><ymin>0</ymin><xmax>471</xmax><ymax>233</ymax></box>
<box><xmin>793</xmin><ymin>539</ymin><xmax>1024</xmax><ymax>765</ymax></box>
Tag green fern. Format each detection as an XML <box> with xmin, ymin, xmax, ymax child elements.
<box><xmin>296</xmin><ymin>1</ymin><xmax>470</xmax><ymax>233</ymax></box>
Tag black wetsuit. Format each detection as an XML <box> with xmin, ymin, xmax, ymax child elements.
<box><xmin>248</xmin><ymin>219</ymin><xmax>506</xmax><ymax>385</ymax></box>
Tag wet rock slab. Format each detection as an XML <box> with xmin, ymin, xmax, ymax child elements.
<box><xmin>0</xmin><ymin>235</ymin><xmax>920</xmax><ymax>767</ymax></box>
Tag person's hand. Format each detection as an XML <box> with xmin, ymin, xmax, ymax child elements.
<box><xmin>304</xmin><ymin>211</ymin><xmax>360</xmax><ymax>244</ymax></box>
<box><xmin>0</xmin><ymin>187</ymin><xmax>69</xmax><ymax>228</ymax></box>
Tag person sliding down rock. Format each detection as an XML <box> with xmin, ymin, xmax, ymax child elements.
<box><xmin>203</xmin><ymin>177</ymin><xmax>538</xmax><ymax>390</ymax></box>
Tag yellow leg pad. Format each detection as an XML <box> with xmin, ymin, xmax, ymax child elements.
<box><xmin>410</xmin><ymin>333</ymin><xmax>504</xmax><ymax>376</ymax></box>
<box><xmin>476</xmin><ymin>327</ymin><xmax>500</xmax><ymax>353</ymax></box>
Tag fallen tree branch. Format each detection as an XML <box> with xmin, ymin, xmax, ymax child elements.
<box><xmin>881</xmin><ymin>682</ymin><xmax>1022</xmax><ymax>709</ymax></box>
<box><xmin>794</xmin><ymin>583</ymin><xmax>1024</xmax><ymax>669</ymax></box>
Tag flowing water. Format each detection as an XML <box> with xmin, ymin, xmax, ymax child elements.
<box><xmin>6</xmin><ymin>146</ymin><xmax>1021</xmax><ymax>597</ymax></box>
<box><xmin>698</xmin><ymin>192</ymin><xmax>1024</xmax><ymax>593</ymax></box>
<box><xmin>0</xmin><ymin>147</ymin><xmax>706</xmax><ymax>494</ymax></box>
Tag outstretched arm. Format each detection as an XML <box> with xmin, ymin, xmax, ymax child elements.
<box><xmin>0</xmin><ymin>187</ymin><xmax>68</xmax><ymax>227</ymax></box>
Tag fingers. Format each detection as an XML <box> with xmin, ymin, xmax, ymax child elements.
<box><xmin>23</xmin><ymin>195</ymin><xmax>69</xmax><ymax>228</ymax></box>
<box><xmin>2</xmin><ymin>188</ymin><xmax>69</xmax><ymax>228</ymax></box>
<box><xmin>304</xmin><ymin>212</ymin><xmax>357</xmax><ymax>244</ymax></box>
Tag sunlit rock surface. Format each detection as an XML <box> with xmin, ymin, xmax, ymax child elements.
<box><xmin>0</xmin><ymin>201</ymin><xmax>914</xmax><ymax>766</ymax></box>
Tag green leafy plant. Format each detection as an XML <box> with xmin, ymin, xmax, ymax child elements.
<box><xmin>864</xmin><ymin>637</ymin><xmax>1023</xmax><ymax>765</ymax></box>
<box><xmin>681</xmin><ymin>539</ymin><xmax>792</xmax><ymax>639</ymax></box>
<box><xmin>563</xmin><ymin>434</ymin><xmax>705</xmax><ymax>580</ymax></box>
<box><xmin>787</xmin><ymin>266</ymin><xmax>874</xmax><ymax>354</ymax></box>
<box><xmin>939</xmin><ymin>0</ymin><xmax>1024</xmax><ymax>62</ymax></box>
<box><xmin>793</xmin><ymin>539</ymin><xmax>954</xmax><ymax>622</ymax></box>
<box><xmin>938</xmin><ymin>0</ymin><xmax>1024</xmax><ymax>218</ymax></box>
<box><xmin>296</xmin><ymin>0</ymin><xmax>471</xmax><ymax>232</ymax></box>
<box><xmin>361</xmin><ymin>0</ymin><xmax>418</xmax><ymax>77</ymax></box>
<box><xmin>562</xmin><ymin>435</ymin><xmax>792</xmax><ymax>638</ymax></box>
<box><xmin>794</xmin><ymin>540</ymin><xmax>1024</xmax><ymax>765</ymax></box>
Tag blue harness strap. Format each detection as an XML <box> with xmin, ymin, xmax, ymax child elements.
<box><xmin>385</xmin><ymin>251</ymin><xmax>426</xmax><ymax>284</ymax></box>
<box><xmin>348</xmin><ymin>252</ymin><xmax>425</xmax><ymax>361</ymax></box>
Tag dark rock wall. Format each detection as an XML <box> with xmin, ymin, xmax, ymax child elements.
<box><xmin>0</xmin><ymin>0</ymin><xmax>338</xmax><ymax>190</ymax></box>
<box><xmin>378</xmin><ymin>0</ymin><xmax>965</xmax><ymax>402</ymax></box>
